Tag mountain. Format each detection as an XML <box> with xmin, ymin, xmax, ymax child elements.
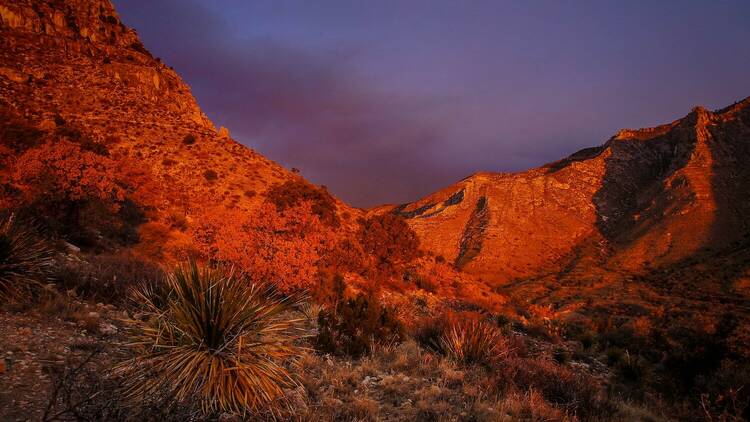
<box><xmin>391</xmin><ymin>98</ymin><xmax>750</xmax><ymax>317</ymax></box>
<box><xmin>0</xmin><ymin>0</ymin><xmax>504</xmax><ymax>308</ymax></box>
<box><xmin>0</xmin><ymin>0</ymin><xmax>297</xmax><ymax>213</ymax></box>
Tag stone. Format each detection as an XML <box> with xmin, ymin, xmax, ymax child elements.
<box><xmin>99</xmin><ymin>323</ymin><xmax>118</xmax><ymax>336</ymax></box>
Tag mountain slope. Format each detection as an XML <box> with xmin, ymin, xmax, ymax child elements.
<box><xmin>0</xmin><ymin>0</ymin><xmax>505</xmax><ymax>310</ymax></box>
<box><xmin>391</xmin><ymin>98</ymin><xmax>750</xmax><ymax>292</ymax></box>
<box><xmin>0</xmin><ymin>0</ymin><xmax>297</xmax><ymax>216</ymax></box>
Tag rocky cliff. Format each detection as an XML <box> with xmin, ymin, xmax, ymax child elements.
<box><xmin>392</xmin><ymin>98</ymin><xmax>750</xmax><ymax>300</ymax></box>
<box><xmin>0</xmin><ymin>0</ymin><xmax>296</xmax><ymax>216</ymax></box>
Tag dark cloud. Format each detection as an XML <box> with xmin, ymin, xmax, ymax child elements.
<box><xmin>114</xmin><ymin>0</ymin><xmax>750</xmax><ymax>206</ymax></box>
<box><xmin>116</xmin><ymin>0</ymin><xmax>465</xmax><ymax>206</ymax></box>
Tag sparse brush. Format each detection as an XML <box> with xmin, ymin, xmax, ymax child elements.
<box><xmin>0</xmin><ymin>214</ymin><xmax>53</xmax><ymax>299</ymax></box>
<box><xmin>118</xmin><ymin>260</ymin><xmax>307</xmax><ymax>416</ymax></box>
<box><xmin>297</xmin><ymin>300</ymin><xmax>324</xmax><ymax>324</ymax></box>
<box><xmin>441</xmin><ymin>319</ymin><xmax>509</xmax><ymax>366</ymax></box>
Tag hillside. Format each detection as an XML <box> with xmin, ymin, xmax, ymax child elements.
<box><xmin>0</xmin><ymin>0</ymin><xmax>503</xmax><ymax>306</ymax></box>
<box><xmin>0</xmin><ymin>0</ymin><xmax>298</xmax><ymax>209</ymax></box>
<box><xmin>391</xmin><ymin>100</ymin><xmax>750</xmax><ymax>306</ymax></box>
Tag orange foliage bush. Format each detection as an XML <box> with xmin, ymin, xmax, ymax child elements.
<box><xmin>12</xmin><ymin>140</ymin><xmax>125</xmax><ymax>207</ymax></box>
<box><xmin>266</xmin><ymin>179</ymin><xmax>340</xmax><ymax>227</ymax></box>
<box><xmin>358</xmin><ymin>214</ymin><xmax>419</xmax><ymax>274</ymax></box>
<box><xmin>192</xmin><ymin>202</ymin><xmax>334</xmax><ymax>293</ymax></box>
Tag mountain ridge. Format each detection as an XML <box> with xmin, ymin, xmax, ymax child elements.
<box><xmin>389</xmin><ymin>96</ymin><xmax>750</xmax><ymax>292</ymax></box>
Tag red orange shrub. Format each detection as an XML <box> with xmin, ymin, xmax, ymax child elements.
<box><xmin>358</xmin><ymin>214</ymin><xmax>419</xmax><ymax>273</ymax></box>
<box><xmin>13</xmin><ymin>140</ymin><xmax>125</xmax><ymax>207</ymax></box>
<box><xmin>266</xmin><ymin>179</ymin><xmax>340</xmax><ymax>227</ymax></box>
<box><xmin>191</xmin><ymin>203</ymin><xmax>333</xmax><ymax>293</ymax></box>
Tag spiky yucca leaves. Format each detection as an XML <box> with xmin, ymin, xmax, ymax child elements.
<box><xmin>119</xmin><ymin>261</ymin><xmax>307</xmax><ymax>416</ymax></box>
<box><xmin>0</xmin><ymin>214</ymin><xmax>53</xmax><ymax>299</ymax></box>
<box><xmin>441</xmin><ymin>319</ymin><xmax>509</xmax><ymax>366</ymax></box>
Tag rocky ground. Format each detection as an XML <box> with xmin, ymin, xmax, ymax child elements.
<box><xmin>0</xmin><ymin>294</ymin><xmax>126</xmax><ymax>421</ymax></box>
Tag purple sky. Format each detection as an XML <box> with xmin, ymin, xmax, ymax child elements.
<box><xmin>113</xmin><ymin>0</ymin><xmax>750</xmax><ymax>207</ymax></box>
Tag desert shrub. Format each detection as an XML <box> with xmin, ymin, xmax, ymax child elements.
<box><xmin>203</xmin><ymin>169</ymin><xmax>218</xmax><ymax>181</ymax></box>
<box><xmin>53</xmin><ymin>253</ymin><xmax>164</xmax><ymax>304</ymax></box>
<box><xmin>502</xmin><ymin>358</ymin><xmax>614</xmax><ymax>419</ymax></box>
<box><xmin>9</xmin><ymin>139</ymin><xmax>151</xmax><ymax>250</ymax></box>
<box><xmin>615</xmin><ymin>352</ymin><xmax>649</xmax><ymax>384</ymax></box>
<box><xmin>441</xmin><ymin>319</ymin><xmax>509</xmax><ymax>366</ymax></box>
<box><xmin>403</xmin><ymin>268</ymin><xmax>439</xmax><ymax>292</ymax></box>
<box><xmin>0</xmin><ymin>214</ymin><xmax>53</xmax><ymax>299</ymax></box>
<box><xmin>0</xmin><ymin>111</ymin><xmax>44</xmax><ymax>152</ymax></box>
<box><xmin>358</xmin><ymin>214</ymin><xmax>419</xmax><ymax>273</ymax></box>
<box><xmin>266</xmin><ymin>180</ymin><xmax>340</xmax><ymax>227</ymax></box>
<box><xmin>118</xmin><ymin>261</ymin><xmax>306</xmax><ymax>416</ymax></box>
<box><xmin>192</xmin><ymin>203</ymin><xmax>330</xmax><ymax>293</ymax></box>
<box><xmin>553</xmin><ymin>347</ymin><xmax>570</xmax><ymax>364</ymax></box>
<box><xmin>606</xmin><ymin>347</ymin><xmax>625</xmax><ymax>365</ymax></box>
<box><xmin>13</xmin><ymin>139</ymin><xmax>125</xmax><ymax>205</ymax></box>
<box><xmin>411</xmin><ymin>312</ymin><xmax>455</xmax><ymax>353</ymax></box>
<box><xmin>182</xmin><ymin>134</ymin><xmax>196</xmax><ymax>145</ymax></box>
<box><xmin>316</xmin><ymin>287</ymin><xmax>404</xmax><ymax>357</ymax></box>
<box><xmin>55</xmin><ymin>123</ymin><xmax>109</xmax><ymax>156</ymax></box>
<box><xmin>318</xmin><ymin>238</ymin><xmax>365</xmax><ymax>273</ymax></box>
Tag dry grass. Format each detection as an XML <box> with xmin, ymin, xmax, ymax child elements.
<box><xmin>118</xmin><ymin>261</ymin><xmax>307</xmax><ymax>416</ymax></box>
<box><xmin>441</xmin><ymin>319</ymin><xmax>510</xmax><ymax>366</ymax></box>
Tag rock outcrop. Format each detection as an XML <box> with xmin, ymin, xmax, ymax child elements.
<box><xmin>0</xmin><ymin>0</ymin><xmax>295</xmax><ymax>216</ymax></box>
<box><xmin>392</xmin><ymin>97</ymin><xmax>750</xmax><ymax>292</ymax></box>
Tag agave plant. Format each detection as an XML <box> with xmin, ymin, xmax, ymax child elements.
<box><xmin>119</xmin><ymin>261</ymin><xmax>307</xmax><ymax>416</ymax></box>
<box><xmin>441</xmin><ymin>319</ymin><xmax>509</xmax><ymax>366</ymax></box>
<box><xmin>0</xmin><ymin>214</ymin><xmax>53</xmax><ymax>299</ymax></box>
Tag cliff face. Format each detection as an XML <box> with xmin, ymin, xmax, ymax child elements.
<box><xmin>393</xmin><ymin>98</ymin><xmax>750</xmax><ymax>289</ymax></box>
<box><xmin>0</xmin><ymin>0</ymin><xmax>294</xmax><ymax>216</ymax></box>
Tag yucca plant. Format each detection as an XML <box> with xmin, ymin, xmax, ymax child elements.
<box><xmin>118</xmin><ymin>261</ymin><xmax>307</xmax><ymax>416</ymax></box>
<box><xmin>0</xmin><ymin>214</ymin><xmax>53</xmax><ymax>299</ymax></box>
<box><xmin>441</xmin><ymin>319</ymin><xmax>509</xmax><ymax>366</ymax></box>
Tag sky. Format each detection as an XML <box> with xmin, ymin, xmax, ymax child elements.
<box><xmin>113</xmin><ymin>0</ymin><xmax>750</xmax><ymax>207</ymax></box>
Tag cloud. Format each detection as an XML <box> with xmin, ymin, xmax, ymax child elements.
<box><xmin>117</xmin><ymin>0</ymin><xmax>465</xmax><ymax>206</ymax></box>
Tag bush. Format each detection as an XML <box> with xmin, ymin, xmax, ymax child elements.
<box><xmin>53</xmin><ymin>253</ymin><xmax>164</xmax><ymax>304</ymax></box>
<box><xmin>358</xmin><ymin>214</ymin><xmax>419</xmax><ymax>272</ymax></box>
<box><xmin>412</xmin><ymin>312</ymin><xmax>455</xmax><ymax>353</ymax></box>
<box><xmin>202</xmin><ymin>169</ymin><xmax>218</xmax><ymax>181</ymax></box>
<box><xmin>440</xmin><ymin>319</ymin><xmax>509</xmax><ymax>366</ymax></box>
<box><xmin>118</xmin><ymin>261</ymin><xmax>306</xmax><ymax>416</ymax></box>
<box><xmin>553</xmin><ymin>347</ymin><xmax>570</xmax><ymax>364</ymax></box>
<box><xmin>266</xmin><ymin>180</ymin><xmax>340</xmax><ymax>227</ymax></box>
<box><xmin>316</xmin><ymin>286</ymin><xmax>404</xmax><ymax>357</ymax></box>
<box><xmin>502</xmin><ymin>358</ymin><xmax>614</xmax><ymax>419</ymax></box>
<box><xmin>0</xmin><ymin>112</ymin><xmax>44</xmax><ymax>152</ymax></box>
<box><xmin>615</xmin><ymin>352</ymin><xmax>649</xmax><ymax>384</ymax></box>
<box><xmin>182</xmin><ymin>134</ymin><xmax>196</xmax><ymax>145</ymax></box>
<box><xmin>0</xmin><ymin>214</ymin><xmax>53</xmax><ymax>299</ymax></box>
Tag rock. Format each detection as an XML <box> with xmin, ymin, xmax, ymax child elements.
<box><xmin>38</xmin><ymin>119</ymin><xmax>57</xmax><ymax>131</ymax></box>
<box><xmin>63</xmin><ymin>242</ymin><xmax>80</xmax><ymax>254</ymax></box>
<box><xmin>0</xmin><ymin>66</ymin><xmax>28</xmax><ymax>83</ymax></box>
<box><xmin>99</xmin><ymin>323</ymin><xmax>118</xmax><ymax>336</ymax></box>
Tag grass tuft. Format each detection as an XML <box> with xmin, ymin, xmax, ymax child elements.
<box><xmin>441</xmin><ymin>319</ymin><xmax>509</xmax><ymax>366</ymax></box>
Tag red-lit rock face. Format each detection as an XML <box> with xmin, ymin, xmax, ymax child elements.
<box><xmin>0</xmin><ymin>0</ymin><xmax>299</xmax><ymax>215</ymax></box>
<box><xmin>392</xmin><ymin>99</ymin><xmax>750</xmax><ymax>288</ymax></box>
